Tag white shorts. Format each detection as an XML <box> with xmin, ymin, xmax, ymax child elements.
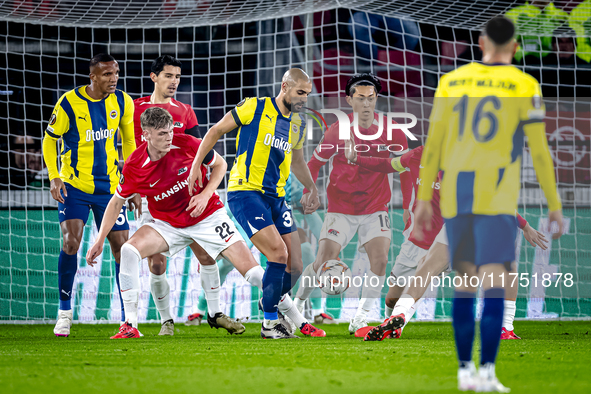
<box><xmin>394</xmin><ymin>238</ymin><xmax>429</xmax><ymax>269</ymax></box>
<box><xmin>138</xmin><ymin>197</ymin><xmax>152</xmax><ymax>227</ymax></box>
<box><xmin>146</xmin><ymin>208</ymin><xmax>243</xmax><ymax>260</ymax></box>
<box><xmin>433</xmin><ymin>223</ymin><xmax>448</xmax><ymax>246</ymax></box>
<box><xmin>319</xmin><ymin>211</ymin><xmax>391</xmax><ymax>253</ymax></box>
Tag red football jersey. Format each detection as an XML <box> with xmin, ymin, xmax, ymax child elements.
<box><xmin>133</xmin><ymin>95</ymin><xmax>198</xmax><ymax>147</ymax></box>
<box><xmin>354</xmin><ymin>146</ymin><xmax>443</xmax><ymax>249</ymax></box>
<box><xmin>399</xmin><ymin>146</ymin><xmax>444</xmax><ymax>250</ymax></box>
<box><xmin>116</xmin><ymin>134</ymin><xmax>221</xmax><ymax>228</ymax></box>
<box><xmin>307</xmin><ymin>112</ymin><xmax>409</xmax><ymax>215</ymax></box>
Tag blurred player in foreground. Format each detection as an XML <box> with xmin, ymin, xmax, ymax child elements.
<box><xmin>188</xmin><ymin>69</ymin><xmax>325</xmax><ymax>339</ymax></box>
<box><xmin>43</xmin><ymin>53</ymin><xmax>136</xmax><ymax>337</ymax></box>
<box><xmin>86</xmin><ymin>108</ymin><xmax>266</xmax><ymax>338</ymax></box>
<box><xmin>294</xmin><ymin>73</ymin><xmax>410</xmax><ymax>334</ymax></box>
<box><xmin>133</xmin><ymin>55</ymin><xmax>220</xmax><ymax>335</ymax></box>
<box><xmin>416</xmin><ymin>17</ymin><xmax>563</xmax><ymax>391</ymax></box>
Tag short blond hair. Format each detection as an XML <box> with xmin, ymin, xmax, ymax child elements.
<box><xmin>140</xmin><ymin>107</ymin><xmax>173</xmax><ymax>131</ymax></box>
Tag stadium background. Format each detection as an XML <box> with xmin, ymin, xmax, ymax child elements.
<box><xmin>0</xmin><ymin>0</ymin><xmax>590</xmax><ymax>323</ymax></box>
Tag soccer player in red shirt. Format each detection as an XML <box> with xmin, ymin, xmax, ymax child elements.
<box><xmin>293</xmin><ymin>73</ymin><xmax>411</xmax><ymax>334</ymax></box>
<box><xmin>86</xmin><ymin>107</ymin><xmax>266</xmax><ymax>338</ymax></box>
<box><xmin>133</xmin><ymin>56</ymin><xmax>216</xmax><ymax>334</ymax></box>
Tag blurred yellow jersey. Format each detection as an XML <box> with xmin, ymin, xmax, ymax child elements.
<box><xmin>418</xmin><ymin>62</ymin><xmax>560</xmax><ymax>218</ymax></box>
<box><xmin>228</xmin><ymin>97</ymin><xmax>306</xmax><ymax>197</ymax></box>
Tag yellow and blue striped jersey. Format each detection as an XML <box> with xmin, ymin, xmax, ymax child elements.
<box><xmin>228</xmin><ymin>97</ymin><xmax>306</xmax><ymax>197</ymax></box>
<box><xmin>43</xmin><ymin>86</ymin><xmax>135</xmax><ymax>195</ymax></box>
<box><xmin>418</xmin><ymin>62</ymin><xmax>561</xmax><ymax>218</ymax></box>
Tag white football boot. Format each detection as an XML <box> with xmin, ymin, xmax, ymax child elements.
<box><xmin>53</xmin><ymin>309</ymin><xmax>73</xmax><ymax>337</ymax></box>
<box><xmin>477</xmin><ymin>363</ymin><xmax>510</xmax><ymax>393</ymax></box>
<box><xmin>348</xmin><ymin>316</ymin><xmax>368</xmax><ymax>334</ymax></box>
<box><xmin>458</xmin><ymin>361</ymin><xmax>478</xmax><ymax>391</ymax></box>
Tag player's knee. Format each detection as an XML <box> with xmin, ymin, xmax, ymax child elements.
<box><xmin>62</xmin><ymin>234</ymin><xmax>81</xmax><ymax>255</ymax></box>
<box><xmin>385</xmin><ymin>297</ymin><xmax>397</xmax><ymax>309</ymax></box>
<box><xmin>268</xmin><ymin>245</ymin><xmax>288</xmax><ymax>265</ymax></box>
<box><xmin>148</xmin><ymin>254</ymin><xmax>167</xmax><ymax>275</ymax></box>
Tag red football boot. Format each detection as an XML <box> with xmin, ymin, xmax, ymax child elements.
<box><xmin>364</xmin><ymin>314</ymin><xmax>406</xmax><ymax>341</ymax></box>
<box><xmin>501</xmin><ymin>327</ymin><xmax>521</xmax><ymax>340</ymax></box>
<box><xmin>110</xmin><ymin>322</ymin><xmax>140</xmax><ymax>339</ymax></box>
<box><xmin>300</xmin><ymin>323</ymin><xmax>326</xmax><ymax>337</ymax></box>
<box><xmin>354</xmin><ymin>325</ymin><xmax>376</xmax><ymax>338</ymax></box>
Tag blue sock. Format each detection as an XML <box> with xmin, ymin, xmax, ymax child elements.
<box><xmin>481</xmin><ymin>288</ymin><xmax>505</xmax><ymax>365</ymax></box>
<box><xmin>262</xmin><ymin>261</ymin><xmax>285</xmax><ymax>321</ymax></box>
<box><xmin>58</xmin><ymin>251</ymin><xmax>78</xmax><ymax>311</ymax></box>
<box><xmin>281</xmin><ymin>270</ymin><xmax>301</xmax><ymax>296</ymax></box>
<box><xmin>452</xmin><ymin>291</ymin><xmax>476</xmax><ymax>368</ymax></box>
<box><xmin>115</xmin><ymin>262</ymin><xmax>125</xmax><ymax>322</ymax></box>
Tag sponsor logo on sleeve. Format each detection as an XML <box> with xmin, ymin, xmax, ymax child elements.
<box><xmin>49</xmin><ymin>114</ymin><xmax>57</xmax><ymax>125</ymax></box>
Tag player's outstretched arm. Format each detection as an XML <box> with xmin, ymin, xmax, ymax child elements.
<box><xmin>86</xmin><ymin>195</ymin><xmax>126</xmax><ymax>266</ymax></box>
<box><xmin>524</xmin><ymin>122</ymin><xmax>564</xmax><ymax>238</ymax></box>
<box><xmin>187</xmin><ymin>152</ymin><xmax>227</xmax><ymax>217</ymax></box>
<box><xmin>292</xmin><ymin>148</ymin><xmax>320</xmax><ymax>214</ymax></box>
<box><xmin>188</xmin><ymin>111</ymin><xmax>237</xmax><ymax>195</ymax></box>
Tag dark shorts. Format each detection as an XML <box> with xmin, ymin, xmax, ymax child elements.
<box><xmin>227</xmin><ymin>190</ymin><xmax>296</xmax><ymax>239</ymax></box>
<box><xmin>57</xmin><ymin>183</ymin><xmax>129</xmax><ymax>232</ymax></box>
<box><xmin>445</xmin><ymin>214</ymin><xmax>516</xmax><ymax>268</ymax></box>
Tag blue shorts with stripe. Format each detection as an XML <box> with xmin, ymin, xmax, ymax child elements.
<box><xmin>57</xmin><ymin>183</ymin><xmax>129</xmax><ymax>231</ymax></box>
<box><xmin>445</xmin><ymin>214</ymin><xmax>516</xmax><ymax>268</ymax></box>
<box><xmin>227</xmin><ymin>190</ymin><xmax>296</xmax><ymax>239</ymax></box>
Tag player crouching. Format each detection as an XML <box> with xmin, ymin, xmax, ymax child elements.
<box><xmin>86</xmin><ymin>107</ymin><xmax>267</xmax><ymax>338</ymax></box>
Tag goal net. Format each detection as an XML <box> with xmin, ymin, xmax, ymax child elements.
<box><xmin>1</xmin><ymin>0</ymin><xmax>589</xmax><ymax>323</ymax></box>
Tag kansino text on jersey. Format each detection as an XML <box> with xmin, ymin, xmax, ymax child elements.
<box><xmin>317</xmin><ymin>143</ymin><xmax>406</xmax><ymax>153</ymax></box>
<box><xmin>86</xmin><ymin>128</ymin><xmax>115</xmax><ymax>142</ymax></box>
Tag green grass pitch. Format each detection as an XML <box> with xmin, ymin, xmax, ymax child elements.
<box><xmin>1</xmin><ymin>321</ymin><xmax>590</xmax><ymax>393</ymax></box>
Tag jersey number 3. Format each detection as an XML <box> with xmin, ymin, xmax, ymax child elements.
<box><xmin>453</xmin><ymin>95</ymin><xmax>501</xmax><ymax>143</ymax></box>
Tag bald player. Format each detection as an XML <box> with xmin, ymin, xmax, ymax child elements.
<box><xmin>187</xmin><ymin>69</ymin><xmax>326</xmax><ymax>339</ymax></box>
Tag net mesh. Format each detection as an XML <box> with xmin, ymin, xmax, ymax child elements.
<box><xmin>1</xmin><ymin>0</ymin><xmax>590</xmax><ymax>322</ymax></box>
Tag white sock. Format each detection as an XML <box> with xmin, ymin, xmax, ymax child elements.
<box><xmin>244</xmin><ymin>265</ymin><xmax>264</xmax><ymax>290</ymax></box>
<box><xmin>294</xmin><ymin>298</ymin><xmax>306</xmax><ymax>313</ymax></box>
<box><xmin>385</xmin><ymin>305</ymin><xmax>393</xmax><ymax>318</ymax></box>
<box><xmin>119</xmin><ymin>244</ymin><xmax>141</xmax><ymax>328</ymax></box>
<box><xmin>356</xmin><ymin>271</ymin><xmax>385</xmax><ymax>319</ymax></box>
<box><xmin>150</xmin><ymin>271</ymin><xmax>172</xmax><ymax>323</ymax></box>
<box><xmin>392</xmin><ymin>296</ymin><xmax>415</xmax><ymax>322</ymax></box>
<box><xmin>503</xmin><ymin>300</ymin><xmax>516</xmax><ymax>331</ymax></box>
<box><xmin>263</xmin><ymin>318</ymin><xmax>280</xmax><ymax>328</ymax></box>
<box><xmin>200</xmin><ymin>264</ymin><xmax>221</xmax><ymax>317</ymax></box>
<box><xmin>312</xmin><ymin>307</ymin><xmax>323</xmax><ymax>316</ymax></box>
<box><xmin>278</xmin><ymin>293</ymin><xmax>307</xmax><ymax>328</ymax></box>
<box><xmin>294</xmin><ymin>263</ymin><xmax>316</xmax><ymax>301</ymax></box>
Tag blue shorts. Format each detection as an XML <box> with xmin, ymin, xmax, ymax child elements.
<box><xmin>57</xmin><ymin>183</ymin><xmax>129</xmax><ymax>232</ymax></box>
<box><xmin>227</xmin><ymin>191</ymin><xmax>297</xmax><ymax>239</ymax></box>
<box><xmin>445</xmin><ymin>214</ymin><xmax>516</xmax><ymax>268</ymax></box>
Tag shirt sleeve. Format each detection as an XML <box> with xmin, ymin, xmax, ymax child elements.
<box><xmin>115</xmin><ymin>163</ymin><xmax>138</xmax><ymax>200</ymax></box>
<box><xmin>186</xmin><ymin>105</ymin><xmax>199</xmax><ymax>128</ymax></box>
<box><xmin>417</xmin><ymin>76</ymin><xmax>448</xmax><ymax>202</ymax></box>
<box><xmin>120</xmin><ymin>92</ymin><xmax>136</xmax><ymax>160</ymax></box>
<box><xmin>43</xmin><ymin>94</ymin><xmax>70</xmax><ymax>180</ymax></box>
<box><xmin>291</xmin><ymin>113</ymin><xmax>307</xmax><ymax>150</ymax></box>
<box><xmin>231</xmin><ymin>97</ymin><xmax>258</xmax><ymax>126</ymax></box>
<box><xmin>521</xmin><ymin>82</ymin><xmax>562</xmax><ymax>212</ymax></box>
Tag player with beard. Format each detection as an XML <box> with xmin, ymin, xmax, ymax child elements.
<box><xmin>293</xmin><ymin>73</ymin><xmax>411</xmax><ymax>334</ymax></box>
<box><xmin>187</xmin><ymin>69</ymin><xmax>326</xmax><ymax>339</ymax></box>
